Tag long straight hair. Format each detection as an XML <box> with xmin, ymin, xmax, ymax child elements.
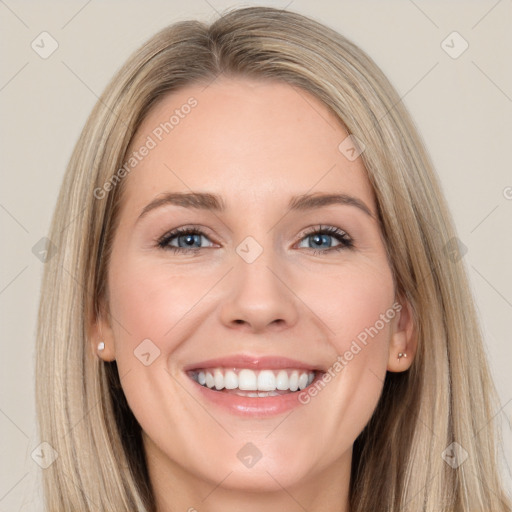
<box><xmin>35</xmin><ymin>6</ymin><xmax>511</xmax><ymax>511</ymax></box>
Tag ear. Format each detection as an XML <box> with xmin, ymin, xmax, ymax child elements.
<box><xmin>88</xmin><ymin>300</ymin><xmax>116</xmax><ymax>362</ymax></box>
<box><xmin>387</xmin><ymin>296</ymin><xmax>416</xmax><ymax>372</ymax></box>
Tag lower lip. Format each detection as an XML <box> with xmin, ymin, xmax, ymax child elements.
<box><xmin>186</xmin><ymin>372</ymin><xmax>322</xmax><ymax>417</ymax></box>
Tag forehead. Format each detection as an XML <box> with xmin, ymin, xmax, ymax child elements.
<box><xmin>121</xmin><ymin>77</ymin><xmax>375</xmax><ymax>215</ymax></box>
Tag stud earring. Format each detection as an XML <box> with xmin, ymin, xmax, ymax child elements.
<box><xmin>397</xmin><ymin>352</ymin><xmax>407</xmax><ymax>360</ymax></box>
<box><xmin>97</xmin><ymin>341</ymin><xmax>105</xmax><ymax>352</ymax></box>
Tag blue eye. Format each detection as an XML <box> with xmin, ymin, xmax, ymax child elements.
<box><xmin>171</xmin><ymin>233</ymin><xmax>202</xmax><ymax>248</ymax></box>
<box><xmin>157</xmin><ymin>225</ymin><xmax>353</xmax><ymax>254</ymax></box>
<box><xmin>157</xmin><ymin>227</ymin><xmax>214</xmax><ymax>252</ymax></box>
<box><xmin>297</xmin><ymin>225</ymin><xmax>353</xmax><ymax>253</ymax></box>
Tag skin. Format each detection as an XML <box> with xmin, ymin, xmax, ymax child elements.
<box><xmin>92</xmin><ymin>77</ymin><xmax>416</xmax><ymax>512</ymax></box>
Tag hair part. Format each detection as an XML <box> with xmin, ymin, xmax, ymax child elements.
<box><xmin>36</xmin><ymin>6</ymin><xmax>511</xmax><ymax>511</ymax></box>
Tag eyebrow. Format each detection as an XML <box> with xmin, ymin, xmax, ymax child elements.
<box><xmin>137</xmin><ymin>191</ymin><xmax>374</xmax><ymax>222</ymax></box>
<box><xmin>288</xmin><ymin>193</ymin><xmax>373</xmax><ymax>217</ymax></box>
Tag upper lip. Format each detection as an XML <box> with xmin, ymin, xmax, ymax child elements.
<box><xmin>183</xmin><ymin>354</ymin><xmax>324</xmax><ymax>372</ymax></box>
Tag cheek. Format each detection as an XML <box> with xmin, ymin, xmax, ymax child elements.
<box><xmin>302</xmin><ymin>260</ymin><xmax>395</xmax><ymax>358</ymax></box>
<box><xmin>108</xmin><ymin>258</ymin><xmax>212</xmax><ymax>349</ymax></box>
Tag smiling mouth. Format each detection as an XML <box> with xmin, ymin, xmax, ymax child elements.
<box><xmin>187</xmin><ymin>367</ymin><xmax>318</xmax><ymax>397</ymax></box>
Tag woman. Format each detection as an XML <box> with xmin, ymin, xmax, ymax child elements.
<box><xmin>35</xmin><ymin>6</ymin><xmax>511</xmax><ymax>511</ymax></box>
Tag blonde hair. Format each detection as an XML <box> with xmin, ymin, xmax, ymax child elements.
<box><xmin>35</xmin><ymin>6</ymin><xmax>511</xmax><ymax>511</ymax></box>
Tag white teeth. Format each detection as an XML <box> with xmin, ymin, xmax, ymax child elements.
<box><xmin>191</xmin><ymin>367</ymin><xmax>316</xmax><ymax>393</ymax></box>
<box><xmin>205</xmin><ymin>372</ymin><xmax>215</xmax><ymax>388</ymax></box>
<box><xmin>238</xmin><ymin>369</ymin><xmax>257</xmax><ymax>390</ymax></box>
<box><xmin>289</xmin><ymin>370</ymin><xmax>299</xmax><ymax>391</ymax></box>
<box><xmin>214</xmin><ymin>369</ymin><xmax>224</xmax><ymax>390</ymax></box>
<box><xmin>298</xmin><ymin>372</ymin><xmax>309</xmax><ymax>390</ymax></box>
<box><xmin>257</xmin><ymin>370</ymin><xmax>276</xmax><ymax>391</ymax></box>
<box><xmin>276</xmin><ymin>370</ymin><xmax>289</xmax><ymax>390</ymax></box>
<box><xmin>224</xmin><ymin>370</ymin><xmax>238</xmax><ymax>389</ymax></box>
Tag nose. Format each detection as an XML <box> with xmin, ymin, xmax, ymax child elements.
<box><xmin>218</xmin><ymin>243</ymin><xmax>300</xmax><ymax>333</ymax></box>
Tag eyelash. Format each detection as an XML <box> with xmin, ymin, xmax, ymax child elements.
<box><xmin>156</xmin><ymin>224</ymin><xmax>354</xmax><ymax>255</ymax></box>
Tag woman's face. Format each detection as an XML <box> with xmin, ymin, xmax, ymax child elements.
<box><xmin>95</xmin><ymin>78</ymin><xmax>414</xmax><ymax>501</ymax></box>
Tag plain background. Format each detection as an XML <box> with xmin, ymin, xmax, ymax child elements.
<box><xmin>1</xmin><ymin>0</ymin><xmax>511</xmax><ymax>509</ymax></box>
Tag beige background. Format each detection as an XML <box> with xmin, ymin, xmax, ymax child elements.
<box><xmin>1</xmin><ymin>0</ymin><xmax>511</xmax><ymax>508</ymax></box>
